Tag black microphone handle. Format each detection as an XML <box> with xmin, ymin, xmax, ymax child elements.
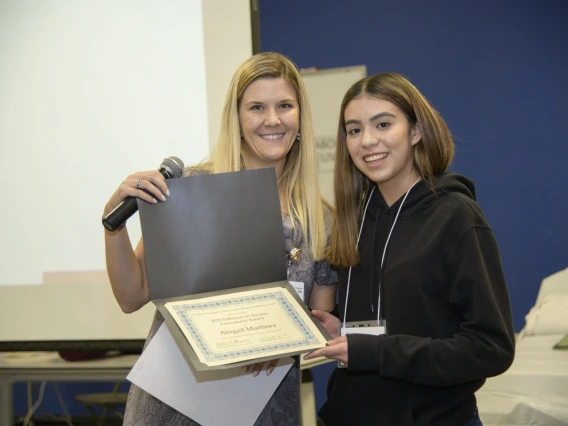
<box><xmin>102</xmin><ymin>168</ymin><xmax>169</xmax><ymax>232</ymax></box>
<box><xmin>102</xmin><ymin>197</ymin><xmax>139</xmax><ymax>232</ymax></box>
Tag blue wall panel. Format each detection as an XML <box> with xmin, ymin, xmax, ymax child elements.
<box><xmin>260</xmin><ymin>0</ymin><xmax>568</xmax><ymax>331</ymax></box>
<box><xmin>260</xmin><ymin>0</ymin><xmax>568</xmax><ymax>413</ymax></box>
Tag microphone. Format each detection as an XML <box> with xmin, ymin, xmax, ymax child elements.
<box><xmin>102</xmin><ymin>156</ymin><xmax>184</xmax><ymax>232</ymax></box>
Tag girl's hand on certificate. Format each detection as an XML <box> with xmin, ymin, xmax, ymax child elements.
<box><xmin>310</xmin><ymin>309</ymin><xmax>340</xmax><ymax>339</ymax></box>
<box><xmin>303</xmin><ymin>336</ymin><xmax>348</xmax><ymax>365</ymax></box>
<box><xmin>242</xmin><ymin>358</ymin><xmax>280</xmax><ymax>377</ymax></box>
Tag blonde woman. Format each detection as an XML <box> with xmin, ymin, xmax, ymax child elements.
<box><xmin>103</xmin><ymin>52</ymin><xmax>337</xmax><ymax>425</ymax></box>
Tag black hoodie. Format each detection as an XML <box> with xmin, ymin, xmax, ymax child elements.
<box><xmin>319</xmin><ymin>173</ymin><xmax>515</xmax><ymax>426</ymax></box>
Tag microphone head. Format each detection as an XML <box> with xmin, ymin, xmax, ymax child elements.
<box><xmin>160</xmin><ymin>156</ymin><xmax>184</xmax><ymax>178</ymax></box>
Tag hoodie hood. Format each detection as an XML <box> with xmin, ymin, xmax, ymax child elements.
<box><xmin>374</xmin><ymin>172</ymin><xmax>477</xmax><ymax>218</ymax></box>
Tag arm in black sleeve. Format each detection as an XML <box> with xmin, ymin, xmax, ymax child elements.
<box><xmin>348</xmin><ymin>227</ymin><xmax>515</xmax><ymax>387</ymax></box>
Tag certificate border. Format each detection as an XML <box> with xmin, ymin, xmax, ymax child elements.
<box><xmin>169</xmin><ymin>290</ymin><xmax>321</xmax><ymax>363</ymax></box>
<box><xmin>153</xmin><ymin>281</ymin><xmax>333</xmax><ymax>371</ymax></box>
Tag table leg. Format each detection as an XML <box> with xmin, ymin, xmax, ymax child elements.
<box><xmin>0</xmin><ymin>377</ymin><xmax>14</xmax><ymax>426</ymax></box>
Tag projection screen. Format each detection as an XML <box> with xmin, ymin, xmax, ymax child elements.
<box><xmin>0</xmin><ymin>0</ymin><xmax>252</xmax><ymax>286</ymax></box>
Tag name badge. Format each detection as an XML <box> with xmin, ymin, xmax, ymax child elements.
<box><xmin>338</xmin><ymin>320</ymin><xmax>386</xmax><ymax>368</ymax></box>
<box><xmin>289</xmin><ymin>281</ymin><xmax>305</xmax><ymax>303</ymax></box>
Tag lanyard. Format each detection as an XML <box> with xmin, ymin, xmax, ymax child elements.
<box><xmin>343</xmin><ymin>178</ymin><xmax>421</xmax><ymax>326</ymax></box>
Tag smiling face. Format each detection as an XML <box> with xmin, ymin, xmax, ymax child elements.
<box><xmin>238</xmin><ymin>77</ymin><xmax>300</xmax><ymax>177</ymax></box>
<box><xmin>344</xmin><ymin>95</ymin><xmax>422</xmax><ymax>205</ymax></box>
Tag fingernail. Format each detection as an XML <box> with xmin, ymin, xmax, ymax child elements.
<box><xmin>252</xmin><ymin>371</ymin><xmax>259</xmax><ymax>377</ymax></box>
<box><xmin>161</xmin><ymin>195</ymin><xmax>166</xmax><ymax>201</ymax></box>
<box><xmin>266</xmin><ymin>368</ymin><xmax>273</xmax><ymax>376</ymax></box>
<box><xmin>166</xmin><ymin>189</ymin><xmax>170</xmax><ymax>196</ymax></box>
<box><xmin>152</xmin><ymin>198</ymin><xmax>157</xmax><ymax>203</ymax></box>
<box><xmin>242</xmin><ymin>366</ymin><xmax>248</xmax><ymax>374</ymax></box>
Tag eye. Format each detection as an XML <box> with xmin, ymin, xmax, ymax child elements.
<box><xmin>377</xmin><ymin>121</ymin><xmax>390</xmax><ymax>128</ymax></box>
<box><xmin>279</xmin><ymin>103</ymin><xmax>293</xmax><ymax>109</ymax></box>
<box><xmin>250</xmin><ymin>105</ymin><xmax>263</xmax><ymax>111</ymax></box>
<box><xmin>347</xmin><ymin>128</ymin><xmax>360</xmax><ymax>135</ymax></box>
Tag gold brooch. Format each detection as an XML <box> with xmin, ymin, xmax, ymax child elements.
<box><xmin>287</xmin><ymin>247</ymin><xmax>302</xmax><ymax>263</ymax></box>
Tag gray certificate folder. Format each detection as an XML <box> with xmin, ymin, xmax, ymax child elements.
<box><xmin>138</xmin><ymin>168</ymin><xmax>287</xmax><ymax>300</ymax></box>
<box><xmin>138</xmin><ymin>168</ymin><xmax>331</xmax><ymax>371</ymax></box>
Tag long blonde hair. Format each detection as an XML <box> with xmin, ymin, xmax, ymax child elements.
<box><xmin>328</xmin><ymin>73</ymin><xmax>455</xmax><ymax>267</ymax></box>
<box><xmin>196</xmin><ymin>52</ymin><xmax>328</xmax><ymax>260</ymax></box>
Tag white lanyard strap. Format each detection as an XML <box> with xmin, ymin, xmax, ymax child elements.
<box><xmin>376</xmin><ymin>177</ymin><xmax>421</xmax><ymax>321</ymax></box>
<box><xmin>343</xmin><ymin>186</ymin><xmax>375</xmax><ymax>328</ymax></box>
<box><xmin>343</xmin><ymin>177</ymin><xmax>421</xmax><ymax>326</ymax></box>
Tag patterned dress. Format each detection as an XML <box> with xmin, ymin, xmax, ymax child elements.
<box><xmin>123</xmin><ymin>172</ymin><xmax>337</xmax><ymax>425</ymax></box>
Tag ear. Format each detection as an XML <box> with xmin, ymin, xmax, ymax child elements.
<box><xmin>410</xmin><ymin>123</ymin><xmax>422</xmax><ymax>146</ymax></box>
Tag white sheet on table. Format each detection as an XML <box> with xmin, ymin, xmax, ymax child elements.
<box><xmin>127</xmin><ymin>323</ymin><xmax>294</xmax><ymax>426</ymax></box>
<box><xmin>476</xmin><ymin>334</ymin><xmax>568</xmax><ymax>425</ymax></box>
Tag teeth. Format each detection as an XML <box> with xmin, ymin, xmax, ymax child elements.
<box><xmin>261</xmin><ymin>134</ymin><xmax>284</xmax><ymax>140</ymax></box>
<box><xmin>365</xmin><ymin>153</ymin><xmax>387</xmax><ymax>162</ymax></box>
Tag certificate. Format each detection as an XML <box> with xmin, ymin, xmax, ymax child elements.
<box><xmin>164</xmin><ymin>286</ymin><xmax>329</xmax><ymax>366</ymax></box>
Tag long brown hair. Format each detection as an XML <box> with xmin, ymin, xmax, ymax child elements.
<box><xmin>327</xmin><ymin>72</ymin><xmax>455</xmax><ymax>267</ymax></box>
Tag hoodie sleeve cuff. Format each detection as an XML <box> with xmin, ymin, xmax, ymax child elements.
<box><xmin>347</xmin><ymin>333</ymin><xmax>382</xmax><ymax>371</ymax></box>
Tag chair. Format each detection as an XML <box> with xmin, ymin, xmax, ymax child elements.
<box><xmin>74</xmin><ymin>381</ymin><xmax>128</xmax><ymax>425</ymax></box>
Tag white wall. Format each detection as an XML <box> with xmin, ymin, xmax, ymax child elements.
<box><xmin>0</xmin><ymin>0</ymin><xmax>251</xmax><ymax>286</ymax></box>
<box><xmin>203</xmin><ymin>0</ymin><xmax>252</xmax><ymax>149</ymax></box>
